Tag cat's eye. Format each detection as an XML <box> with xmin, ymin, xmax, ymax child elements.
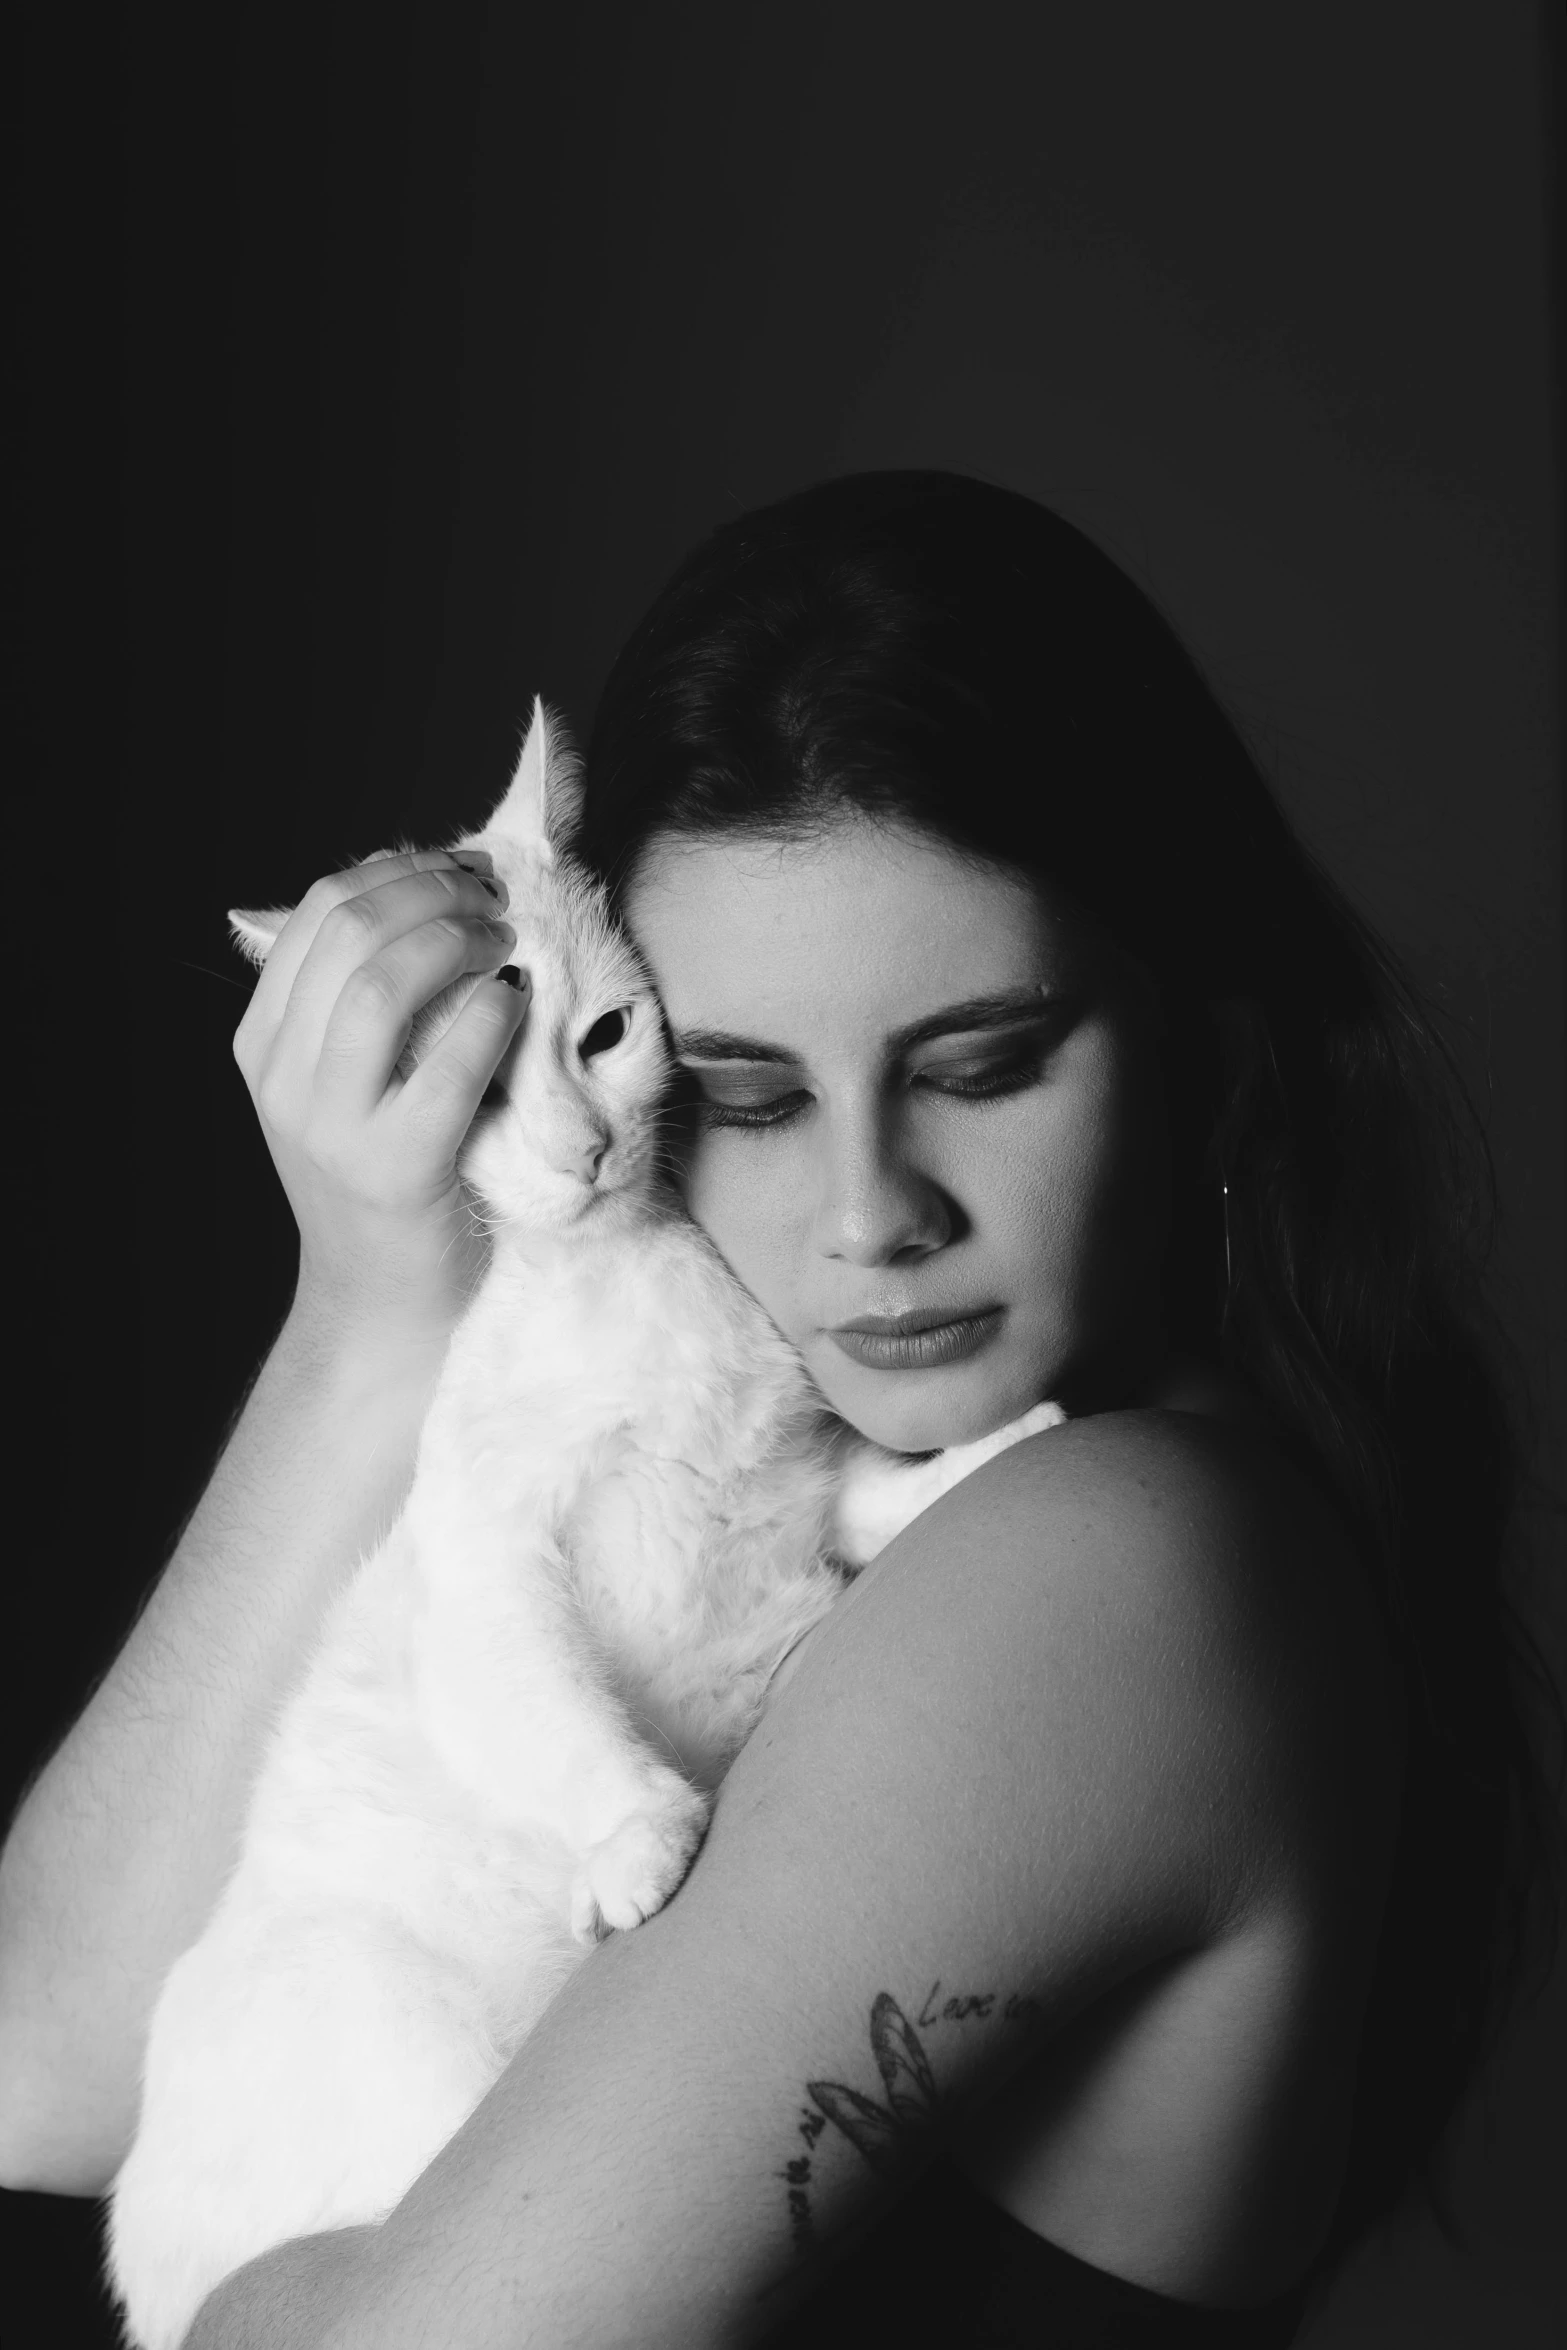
<box><xmin>580</xmin><ymin>1007</ymin><xmax>631</xmax><ymax>1060</ymax></box>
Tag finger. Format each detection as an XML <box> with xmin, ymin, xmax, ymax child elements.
<box><xmin>248</xmin><ymin>851</ymin><xmax>501</xmax><ymax>1040</ymax></box>
<box><xmin>316</xmin><ymin>912</ymin><xmax>521</xmax><ymax>1115</ymax></box>
<box><xmin>393</xmin><ymin>968</ymin><xmax>533</xmax><ymax>1154</ymax></box>
<box><xmin>268</xmin><ymin>865</ymin><xmax>511</xmax><ymax>1073</ymax></box>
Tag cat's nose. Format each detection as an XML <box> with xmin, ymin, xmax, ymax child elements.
<box><xmin>548</xmin><ymin>1136</ymin><xmax>608</xmax><ymax>1183</ymax></box>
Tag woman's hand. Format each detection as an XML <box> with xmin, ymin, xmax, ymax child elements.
<box><xmin>233</xmin><ymin>847</ymin><xmax>529</xmax><ymax>1347</ymax></box>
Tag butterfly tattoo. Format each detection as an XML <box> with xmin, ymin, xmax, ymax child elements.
<box><xmin>804</xmin><ymin>1991</ymin><xmax>943</xmax><ymax>2178</ymax></box>
<box><xmin>773</xmin><ymin>1980</ymin><xmax>1041</xmax><ymax>2263</ymax></box>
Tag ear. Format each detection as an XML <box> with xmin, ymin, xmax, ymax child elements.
<box><xmin>471</xmin><ymin>696</ymin><xmax>583</xmax><ymax>864</ymax></box>
<box><xmin>228</xmin><ymin>907</ymin><xmax>294</xmax><ymax>966</ymax></box>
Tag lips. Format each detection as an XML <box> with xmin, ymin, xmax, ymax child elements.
<box><xmin>826</xmin><ymin>1307</ymin><xmax>1005</xmax><ymax>1372</ymax></box>
<box><xmin>831</xmin><ymin>1306</ymin><xmax>999</xmax><ymax>1337</ymax></box>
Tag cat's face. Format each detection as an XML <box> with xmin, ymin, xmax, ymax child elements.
<box><xmin>232</xmin><ymin>701</ymin><xmax>672</xmax><ymax>1234</ymax></box>
<box><xmin>445</xmin><ymin>843</ymin><xmax>670</xmax><ymax>1232</ymax></box>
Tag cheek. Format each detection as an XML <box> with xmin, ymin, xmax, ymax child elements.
<box><xmin>999</xmin><ymin>1062</ymin><xmax>1165</xmax><ymax>1295</ymax></box>
<box><xmin>683</xmin><ymin>1138</ymin><xmax>756</xmax><ymax>1237</ymax></box>
<box><xmin>682</xmin><ymin>1142</ymin><xmax>799</xmax><ymax>1300</ymax></box>
<box><xmin>984</xmin><ymin>1117</ymin><xmax>1101</xmax><ymax>1296</ymax></box>
<box><xmin>1058</xmin><ymin>1066</ymin><xmax>1170</xmax><ymax>1296</ymax></box>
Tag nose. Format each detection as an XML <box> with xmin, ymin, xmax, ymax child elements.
<box><xmin>539</xmin><ymin>1092</ymin><xmax>610</xmax><ymax>1184</ymax></box>
<box><xmin>548</xmin><ymin>1137</ymin><xmax>607</xmax><ymax>1184</ymax></box>
<box><xmin>809</xmin><ymin>1099</ymin><xmax>952</xmax><ymax>1267</ymax></box>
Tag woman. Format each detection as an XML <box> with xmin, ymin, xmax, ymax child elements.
<box><xmin>0</xmin><ymin>472</ymin><xmax>1555</xmax><ymax>2347</ymax></box>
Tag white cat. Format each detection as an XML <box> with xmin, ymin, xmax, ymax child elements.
<box><xmin>105</xmin><ymin>701</ymin><xmax>1064</xmax><ymax>2350</ymax></box>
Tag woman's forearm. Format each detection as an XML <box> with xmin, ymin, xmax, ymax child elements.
<box><xmin>180</xmin><ymin>2225</ymin><xmax>381</xmax><ymax>2350</ymax></box>
<box><xmin>0</xmin><ymin>846</ymin><xmax>521</xmax><ymax>2197</ymax></box>
<box><xmin>0</xmin><ymin>1299</ymin><xmax>448</xmax><ymax>2196</ymax></box>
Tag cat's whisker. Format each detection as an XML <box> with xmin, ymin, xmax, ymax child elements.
<box><xmin>168</xmin><ymin>957</ymin><xmax>253</xmax><ymax>996</ymax></box>
<box><xmin>638</xmin><ymin>1719</ymin><xmax>689</xmax><ymax>1775</ymax></box>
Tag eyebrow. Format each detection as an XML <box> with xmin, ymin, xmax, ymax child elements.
<box><xmin>672</xmin><ymin>988</ymin><xmax>1065</xmax><ymax>1065</ymax></box>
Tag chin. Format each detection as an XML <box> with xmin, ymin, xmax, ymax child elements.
<box><xmin>811</xmin><ymin>1355</ymin><xmax>1049</xmax><ymax>1456</ymax></box>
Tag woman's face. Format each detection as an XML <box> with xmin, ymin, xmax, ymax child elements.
<box><xmin>624</xmin><ymin>818</ymin><xmax>1173</xmax><ymax>1452</ymax></box>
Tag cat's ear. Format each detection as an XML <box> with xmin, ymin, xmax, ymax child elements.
<box><xmin>228</xmin><ymin>907</ymin><xmax>293</xmax><ymax>966</ymax></box>
<box><xmin>475</xmin><ymin>696</ymin><xmax>583</xmax><ymax>864</ymax></box>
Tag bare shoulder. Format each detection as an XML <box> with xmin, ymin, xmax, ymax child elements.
<box><xmin>954</xmin><ymin>1406</ymin><xmax>1391</xmax><ymax>1794</ymax></box>
<box><xmin>762</xmin><ymin>1402</ymin><xmax>1395</xmax><ymax>1935</ymax></box>
<box><xmin>936</xmin><ymin>1403</ymin><xmax>1378</xmax><ymax>1681</ymax></box>
<box><xmin>942</xmin><ymin>1403</ymin><xmax>1369</xmax><ymax>1646</ymax></box>
<box><xmin>798</xmin><ymin>1402</ymin><xmax>1374</xmax><ymax>1705</ymax></box>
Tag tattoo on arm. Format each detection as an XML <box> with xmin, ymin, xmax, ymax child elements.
<box><xmin>777</xmin><ymin>1982</ymin><xmax>1044</xmax><ymax>2258</ymax></box>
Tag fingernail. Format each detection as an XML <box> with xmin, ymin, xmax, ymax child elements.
<box><xmin>495</xmin><ymin>965</ymin><xmax>528</xmax><ymax>991</ymax></box>
<box><xmin>483</xmin><ymin>918</ymin><xmax>517</xmax><ymax>944</ymax></box>
<box><xmin>448</xmin><ymin>847</ymin><xmax>494</xmax><ymax>873</ymax></box>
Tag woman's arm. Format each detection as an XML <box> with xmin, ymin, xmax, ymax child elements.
<box><xmin>0</xmin><ymin>1304</ymin><xmax>449</xmax><ymax>2194</ymax></box>
<box><xmin>184</xmin><ymin>1411</ymin><xmax>1327</xmax><ymax>2350</ymax></box>
<box><xmin>0</xmin><ymin>847</ymin><xmax>526</xmax><ymax>2194</ymax></box>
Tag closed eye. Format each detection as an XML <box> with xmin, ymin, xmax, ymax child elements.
<box><xmin>581</xmin><ymin>1007</ymin><xmax>631</xmax><ymax>1060</ymax></box>
<box><xmin>692</xmin><ymin>1049</ymin><xmax>1054</xmax><ymax>1130</ymax></box>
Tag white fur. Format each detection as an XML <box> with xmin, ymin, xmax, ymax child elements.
<box><xmin>107</xmin><ymin>702</ymin><xmax>1064</xmax><ymax>2348</ymax></box>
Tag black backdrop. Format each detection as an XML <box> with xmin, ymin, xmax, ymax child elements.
<box><xmin>10</xmin><ymin>4</ymin><xmax>1565</xmax><ymax>2343</ymax></box>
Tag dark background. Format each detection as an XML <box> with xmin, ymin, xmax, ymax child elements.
<box><xmin>10</xmin><ymin>3</ymin><xmax>1564</xmax><ymax>2342</ymax></box>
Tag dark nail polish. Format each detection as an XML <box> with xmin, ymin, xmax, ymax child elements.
<box><xmin>495</xmin><ymin>965</ymin><xmax>526</xmax><ymax>991</ymax></box>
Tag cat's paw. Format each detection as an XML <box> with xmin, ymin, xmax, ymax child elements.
<box><xmin>568</xmin><ymin>1771</ymin><xmax>711</xmax><ymax>1944</ymax></box>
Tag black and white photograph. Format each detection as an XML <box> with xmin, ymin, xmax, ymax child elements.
<box><xmin>7</xmin><ymin>4</ymin><xmax>1564</xmax><ymax>2344</ymax></box>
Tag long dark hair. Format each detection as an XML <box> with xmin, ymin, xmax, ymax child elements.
<box><xmin>572</xmin><ymin>470</ymin><xmax>1563</xmax><ymax>2283</ymax></box>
